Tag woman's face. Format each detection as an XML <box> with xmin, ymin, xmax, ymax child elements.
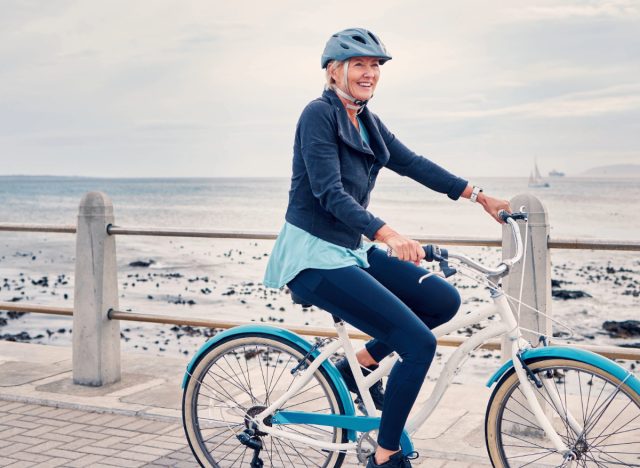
<box><xmin>332</xmin><ymin>56</ymin><xmax>380</xmax><ymax>101</ymax></box>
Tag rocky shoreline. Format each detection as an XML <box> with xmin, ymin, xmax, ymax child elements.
<box><xmin>1</xmin><ymin>238</ymin><xmax>639</xmax><ymax>368</ymax></box>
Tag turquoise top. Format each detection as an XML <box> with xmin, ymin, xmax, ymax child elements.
<box><xmin>263</xmin><ymin>222</ymin><xmax>374</xmax><ymax>288</ymax></box>
<box><xmin>263</xmin><ymin>117</ymin><xmax>376</xmax><ymax>289</ymax></box>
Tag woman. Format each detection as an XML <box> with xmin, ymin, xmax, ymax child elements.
<box><xmin>264</xmin><ymin>28</ymin><xmax>510</xmax><ymax>468</ymax></box>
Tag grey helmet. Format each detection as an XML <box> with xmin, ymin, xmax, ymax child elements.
<box><xmin>321</xmin><ymin>28</ymin><xmax>392</xmax><ymax>69</ymax></box>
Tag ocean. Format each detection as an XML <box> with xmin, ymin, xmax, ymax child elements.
<box><xmin>0</xmin><ymin>175</ymin><xmax>638</xmax><ymax>360</ymax></box>
<box><xmin>1</xmin><ymin>174</ymin><xmax>639</xmax><ymax>239</ymax></box>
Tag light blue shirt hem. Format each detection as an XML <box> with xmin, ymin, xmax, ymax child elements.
<box><xmin>263</xmin><ymin>223</ymin><xmax>375</xmax><ymax>289</ymax></box>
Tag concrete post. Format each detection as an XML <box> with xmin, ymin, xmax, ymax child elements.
<box><xmin>501</xmin><ymin>194</ymin><xmax>552</xmax><ymax>361</ymax></box>
<box><xmin>73</xmin><ymin>192</ymin><xmax>121</xmax><ymax>386</ymax></box>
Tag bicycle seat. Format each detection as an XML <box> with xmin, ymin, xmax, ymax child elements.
<box><xmin>291</xmin><ymin>292</ymin><xmax>342</xmax><ymax>323</ymax></box>
<box><xmin>290</xmin><ymin>292</ymin><xmax>313</xmax><ymax>308</ymax></box>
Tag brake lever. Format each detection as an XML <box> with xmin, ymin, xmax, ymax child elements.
<box><xmin>418</xmin><ymin>271</ymin><xmax>445</xmax><ymax>283</ymax></box>
<box><xmin>418</xmin><ymin>259</ymin><xmax>457</xmax><ymax>283</ymax></box>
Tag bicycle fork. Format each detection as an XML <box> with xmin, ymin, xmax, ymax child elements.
<box><xmin>497</xmin><ymin>290</ymin><xmax>579</xmax><ymax>462</ymax></box>
<box><xmin>511</xmin><ymin>340</ymin><xmax>581</xmax><ymax>462</ymax></box>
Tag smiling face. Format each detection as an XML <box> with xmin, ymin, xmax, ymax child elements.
<box><xmin>330</xmin><ymin>56</ymin><xmax>381</xmax><ymax>102</ymax></box>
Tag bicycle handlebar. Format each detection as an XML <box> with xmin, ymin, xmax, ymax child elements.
<box><xmin>422</xmin><ymin>210</ymin><xmax>528</xmax><ymax>277</ymax></box>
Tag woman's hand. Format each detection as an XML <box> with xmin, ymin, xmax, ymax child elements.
<box><xmin>374</xmin><ymin>225</ymin><xmax>425</xmax><ymax>265</ymax></box>
<box><xmin>477</xmin><ymin>193</ymin><xmax>511</xmax><ymax>223</ymax></box>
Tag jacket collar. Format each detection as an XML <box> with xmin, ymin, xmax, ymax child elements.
<box><xmin>321</xmin><ymin>89</ymin><xmax>390</xmax><ymax>165</ymax></box>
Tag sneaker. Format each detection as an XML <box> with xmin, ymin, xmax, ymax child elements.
<box><xmin>366</xmin><ymin>451</ymin><xmax>419</xmax><ymax>467</ymax></box>
<box><xmin>335</xmin><ymin>357</ymin><xmax>385</xmax><ymax>410</ymax></box>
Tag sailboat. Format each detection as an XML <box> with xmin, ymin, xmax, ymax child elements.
<box><xmin>528</xmin><ymin>161</ymin><xmax>550</xmax><ymax>188</ymax></box>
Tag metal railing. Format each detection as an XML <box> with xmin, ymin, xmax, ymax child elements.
<box><xmin>2</xmin><ymin>222</ymin><xmax>639</xmax><ymax>250</ymax></box>
<box><xmin>1</xmin><ymin>191</ymin><xmax>639</xmax><ymax>386</ymax></box>
<box><xmin>2</xmin><ymin>301</ymin><xmax>638</xmax><ymax>361</ymax></box>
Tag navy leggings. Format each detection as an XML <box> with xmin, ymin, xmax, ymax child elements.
<box><xmin>287</xmin><ymin>247</ymin><xmax>461</xmax><ymax>450</ymax></box>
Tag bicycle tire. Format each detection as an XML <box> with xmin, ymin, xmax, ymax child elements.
<box><xmin>485</xmin><ymin>358</ymin><xmax>640</xmax><ymax>467</ymax></box>
<box><xmin>182</xmin><ymin>333</ymin><xmax>348</xmax><ymax>467</ymax></box>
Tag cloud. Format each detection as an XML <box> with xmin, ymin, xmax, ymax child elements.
<box><xmin>1</xmin><ymin>0</ymin><xmax>638</xmax><ymax>177</ymax></box>
<box><xmin>409</xmin><ymin>83</ymin><xmax>640</xmax><ymax>121</ymax></box>
<box><xmin>504</xmin><ymin>0</ymin><xmax>640</xmax><ymax>22</ymax></box>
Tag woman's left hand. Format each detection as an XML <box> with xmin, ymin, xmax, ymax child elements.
<box><xmin>477</xmin><ymin>193</ymin><xmax>511</xmax><ymax>223</ymax></box>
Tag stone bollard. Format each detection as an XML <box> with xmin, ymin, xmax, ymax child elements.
<box><xmin>73</xmin><ymin>192</ymin><xmax>121</xmax><ymax>386</ymax></box>
<box><xmin>501</xmin><ymin>193</ymin><xmax>552</xmax><ymax>361</ymax></box>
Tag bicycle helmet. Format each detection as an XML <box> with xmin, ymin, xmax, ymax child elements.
<box><xmin>321</xmin><ymin>28</ymin><xmax>392</xmax><ymax>69</ymax></box>
<box><xmin>321</xmin><ymin>28</ymin><xmax>392</xmax><ymax>113</ymax></box>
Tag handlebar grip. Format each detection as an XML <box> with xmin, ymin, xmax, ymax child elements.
<box><xmin>423</xmin><ymin>245</ymin><xmax>437</xmax><ymax>262</ymax></box>
<box><xmin>423</xmin><ymin>244</ymin><xmax>447</xmax><ymax>262</ymax></box>
<box><xmin>499</xmin><ymin>210</ymin><xmax>528</xmax><ymax>222</ymax></box>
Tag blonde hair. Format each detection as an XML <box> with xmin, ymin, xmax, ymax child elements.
<box><xmin>325</xmin><ymin>60</ymin><xmax>344</xmax><ymax>88</ymax></box>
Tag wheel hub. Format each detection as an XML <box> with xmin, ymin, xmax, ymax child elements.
<box><xmin>573</xmin><ymin>437</ymin><xmax>589</xmax><ymax>458</ymax></box>
<box><xmin>244</xmin><ymin>405</ymin><xmax>272</xmax><ymax>436</ymax></box>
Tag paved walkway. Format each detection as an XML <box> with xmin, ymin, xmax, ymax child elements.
<box><xmin>0</xmin><ymin>341</ymin><xmax>493</xmax><ymax>467</ymax></box>
<box><xmin>0</xmin><ymin>400</ymin><xmax>487</xmax><ymax>468</ymax></box>
<box><xmin>0</xmin><ymin>400</ymin><xmax>195</xmax><ymax>468</ymax></box>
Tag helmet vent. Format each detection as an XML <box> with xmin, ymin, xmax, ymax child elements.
<box><xmin>351</xmin><ymin>35</ymin><xmax>366</xmax><ymax>44</ymax></box>
<box><xmin>339</xmin><ymin>42</ymin><xmax>350</xmax><ymax>49</ymax></box>
<box><xmin>367</xmin><ymin>32</ymin><xmax>380</xmax><ymax>45</ymax></box>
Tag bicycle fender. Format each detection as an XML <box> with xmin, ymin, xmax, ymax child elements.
<box><xmin>182</xmin><ymin>324</ymin><xmax>358</xmax><ymax>439</ymax></box>
<box><xmin>486</xmin><ymin>346</ymin><xmax>640</xmax><ymax>395</ymax></box>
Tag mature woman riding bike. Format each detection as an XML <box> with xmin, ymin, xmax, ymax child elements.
<box><xmin>263</xmin><ymin>28</ymin><xmax>510</xmax><ymax>468</ymax></box>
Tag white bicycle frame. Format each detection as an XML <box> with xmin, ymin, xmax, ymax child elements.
<box><xmin>252</xmin><ymin>218</ymin><xmax>577</xmax><ymax>457</ymax></box>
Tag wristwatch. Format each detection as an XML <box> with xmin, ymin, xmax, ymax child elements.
<box><xmin>470</xmin><ymin>186</ymin><xmax>483</xmax><ymax>203</ymax></box>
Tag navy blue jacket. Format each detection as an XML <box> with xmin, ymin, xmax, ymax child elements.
<box><xmin>285</xmin><ymin>89</ymin><xmax>468</xmax><ymax>250</ymax></box>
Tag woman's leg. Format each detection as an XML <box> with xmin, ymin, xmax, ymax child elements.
<box><xmin>362</xmin><ymin>247</ymin><xmax>461</xmax><ymax>363</ymax></box>
<box><xmin>288</xmin><ymin>266</ymin><xmax>438</xmax><ymax>452</ymax></box>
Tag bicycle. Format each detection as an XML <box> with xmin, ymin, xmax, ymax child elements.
<box><xmin>181</xmin><ymin>211</ymin><xmax>640</xmax><ymax>467</ymax></box>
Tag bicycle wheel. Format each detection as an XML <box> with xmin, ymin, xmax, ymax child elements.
<box><xmin>182</xmin><ymin>333</ymin><xmax>348</xmax><ymax>467</ymax></box>
<box><xmin>485</xmin><ymin>358</ymin><xmax>640</xmax><ymax>467</ymax></box>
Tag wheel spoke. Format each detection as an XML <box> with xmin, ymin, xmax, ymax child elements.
<box><xmin>182</xmin><ymin>336</ymin><xmax>345</xmax><ymax>467</ymax></box>
<box><xmin>488</xmin><ymin>359</ymin><xmax>640</xmax><ymax>468</ymax></box>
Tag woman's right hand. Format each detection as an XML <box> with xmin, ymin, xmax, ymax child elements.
<box><xmin>375</xmin><ymin>225</ymin><xmax>425</xmax><ymax>265</ymax></box>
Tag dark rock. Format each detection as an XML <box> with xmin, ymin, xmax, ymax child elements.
<box><xmin>603</xmin><ymin>320</ymin><xmax>640</xmax><ymax>338</ymax></box>
<box><xmin>129</xmin><ymin>260</ymin><xmax>156</xmax><ymax>267</ymax></box>
<box><xmin>552</xmin><ymin>290</ymin><xmax>592</xmax><ymax>300</ymax></box>
<box><xmin>0</xmin><ymin>331</ymin><xmax>32</xmax><ymax>341</ymax></box>
<box><xmin>619</xmin><ymin>342</ymin><xmax>640</xmax><ymax>349</ymax></box>
<box><xmin>551</xmin><ymin>279</ymin><xmax>572</xmax><ymax>288</ymax></box>
<box><xmin>31</xmin><ymin>277</ymin><xmax>49</xmax><ymax>287</ymax></box>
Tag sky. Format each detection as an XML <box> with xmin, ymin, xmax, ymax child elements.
<box><xmin>1</xmin><ymin>0</ymin><xmax>639</xmax><ymax>178</ymax></box>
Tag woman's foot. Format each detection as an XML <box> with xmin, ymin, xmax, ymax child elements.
<box><xmin>366</xmin><ymin>450</ymin><xmax>418</xmax><ymax>467</ymax></box>
<box><xmin>335</xmin><ymin>357</ymin><xmax>385</xmax><ymax>410</ymax></box>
